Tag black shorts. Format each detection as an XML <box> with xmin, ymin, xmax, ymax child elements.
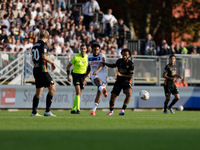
<box><xmin>111</xmin><ymin>81</ymin><xmax>132</xmax><ymax>96</ymax></box>
<box><xmin>33</xmin><ymin>68</ymin><xmax>54</xmax><ymax>88</ymax></box>
<box><xmin>72</xmin><ymin>72</ymin><xmax>86</xmax><ymax>89</ymax></box>
<box><xmin>164</xmin><ymin>85</ymin><xmax>179</xmax><ymax>97</ymax></box>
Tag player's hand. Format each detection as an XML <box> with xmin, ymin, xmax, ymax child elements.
<box><xmin>93</xmin><ymin>71</ymin><xmax>98</xmax><ymax>75</ymax></box>
<box><xmin>67</xmin><ymin>75</ymin><xmax>71</xmax><ymax>82</ymax></box>
<box><xmin>116</xmin><ymin>72</ymin><xmax>122</xmax><ymax>76</ymax></box>
<box><xmin>83</xmin><ymin>78</ymin><xmax>87</xmax><ymax>85</ymax></box>
<box><xmin>102</xmin><ymin>57</ymin><xmax>106</xmax><ymax>65</ymax></box>
<box><xmin>171</xmin><ymin>78</ymin><xmax>176</xmax><ymax>81</ymax></box>
<box><xmin>52</xmin><ymin>63</ymin><xmax>56</xmax><ymax>70</ymax></box>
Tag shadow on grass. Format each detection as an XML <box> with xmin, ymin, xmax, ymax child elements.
<box><xmin>0</xmin><ymin>129</ymin><xmax>200</xmax><ymax>150</ymax></box>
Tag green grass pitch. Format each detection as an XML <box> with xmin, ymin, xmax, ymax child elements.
<box><xmin>0</xmin><ymin>110</ymin><xmax>200</xmax><ymax>150</ymax></box>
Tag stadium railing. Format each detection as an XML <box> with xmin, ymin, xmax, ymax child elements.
<box><xmin>0</xmin><ymin>51</ymin><xmax>199</xmax><ymax>85</ymax></box>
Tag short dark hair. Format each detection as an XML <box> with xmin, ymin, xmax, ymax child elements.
<box><xmin>169</xmin><ymin>54</ymin><xmax>176</xmax><ymax>58</ymax></box>
<box><xmin>121</xmin><ymin>48</ymin><xmax>132</xmax><ymax>56</ymax></box>
<box><xmin>91</xmin><ymin>43</ymin><xmax>100</xmax><ymax>49</ymax></box>
<box><xmin>80</xmin><ymin>43</ymin><xmax>86</xmax><ymax>48</ymax></box>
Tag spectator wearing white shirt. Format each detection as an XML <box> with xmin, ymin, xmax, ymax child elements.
<box><xmin>86</xmin><ymin>25</ymin><xmax>96</xmax><ymax>42</ymax></box>
<box><xmin>31</xmin><ymin>0</ymin><xmax>42</xmax><ymax>11</ymax></box>
<box><xmin>1</xmin><ymin>47</ymin><xmax>10</xmax><ymax>68</ymax></box>
<box><xmin>38</xmin><ymin>6</ymin><xmax>50</xmax><ymax>18</ymax></box>
<box><xmin>31</xmin><ymin>6</ymin><xmax>37</xmax><ymax>20</ymax></box>
<box><xmin>54</xmin><ymin>40</ymin><xmax>62</xmax><ymax>54</ymax></box>
<box><xmin>83</xmin><ymin>0</ymin><xmax>102</xmax><ymax>30</ymax></box>
<box><xmin>29</xmin><ymin>14</ymin><xmax>36</xmax><ymax>27</ymax></box>
<box><xmin>65</xmin><ymin>42</ymin><xmax>74</xmax><ymax>56</ymax></box>
<box><xmin>7</xmin><ymin>39</ymin><xmax>16</xmax><ymax>52</ymax></box>
<box><xmin>102</xmin><ymin>9</ymin><xmax>117</xmax><ymax>37</ymax></box>
<box><xmin>56</xmin><ymin>32</ymin><xmax>65</xmax><ymax>44</ymax></box>
<box><xmin>2</xmin><ymin>14</ymin><xmax>10</xmax><ymax>31</ymax></box>
<box><xmin>69</xmin><ymin>34</ymin><xmax>77</xmax><ymax>47</ymax></box>
<box><xmin>15</xmin><ymin>0</ymin><xmax>23</xmax><ymax>11</ymax></box>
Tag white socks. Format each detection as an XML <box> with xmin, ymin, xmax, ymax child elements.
<box><xmin>98</xmin><ymin>85</ymin><xmax>104</xmax><ymax>92</ymax></box>
<box><xmin>92</xmin><ymin>102</ymin><xmax>99</xmax><ymax>112</ymax></box>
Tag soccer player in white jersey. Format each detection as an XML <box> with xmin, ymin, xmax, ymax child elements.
<box><xmin>86</xmin><ymin>43</ymin><xmax>108</xmax><ymax>116</ymax></box>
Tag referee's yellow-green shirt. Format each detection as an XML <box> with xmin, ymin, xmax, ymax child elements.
<box><xmin>70</xmin><ymin>53</ymin><xmax>88</xmax><ymax>74</ymax></box>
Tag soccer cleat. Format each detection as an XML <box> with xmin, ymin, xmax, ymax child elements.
<box><xmin>90</xmin><ymin>111</ymin><xmax>96</xmax><ymax>116</ymax></box>
<box><xmin>163</xmin><ymin>110</ymin><xmax>168</xmax><ymax>114</ymax></box>
<box><xmin>102</xmin><ymin>88</ymin><xmax>108</xmax><ymax>97</ymax></box>
<box><xmin>71</xmin><ymin>110</ymin><xmax>76</xmax><ymax>114</ymax></box>
<box><xmin>168</xmin><ymin>107</ymin><xmax>175</xmax><ymax>114</ymax></box>
<box><xmin>44</xmin><ymin>111</ymin><xmax>56</xmax><ymax>117</ymax></box>
<box><xmin>107</xmin><ymin>111</ymin><xmax>113</xmax><ymax>116</ymax></box>
<box><xmin>119</xmin><ymin>110</ymin><xmax>125</xmax><ymax>115</ymax></box>
<box><xmin>76</xmin><ymin>110</ymin><xmax>80</xmax><ymax>114</ymax></box>
<box><xmin>30</xmin><ymin>113</ymin><xmax>42</xmax><ymax>117</ymax></box>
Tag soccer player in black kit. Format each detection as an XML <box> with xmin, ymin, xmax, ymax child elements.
<box><xmin>163</xmin><ymin>54</ymin><xmax>183</xmax><ymax>114</ymax></box>
<box><xmin>31</xmin><ymin>30</ymin><xmax>56</xmax><ymax>117</ymax></box>
<box><xmin>103</xmin><ymin>49</ymin><xmax>134</xmax><ymax>115</ymax></box>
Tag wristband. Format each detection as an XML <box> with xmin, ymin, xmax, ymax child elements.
<box><xmin>67</xmin><ymin>70</ymin><xmax>70</xmax><ymax>75</ymax></box>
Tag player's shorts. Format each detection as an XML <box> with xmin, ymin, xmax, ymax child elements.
<box><xmin>33</xmin><ymin>69</ymin><xmax>54</xmax><ymax>88</ymax></box>
<box><xmin>164</xmin><ymin>85</ymin><xmax>179</xmax><ymax>97</ymax></box>
<box><xmin>111</xmin><ymin>81</ymin><xmax>132</xmax><ymax>96</ymax></box>
<box><xmin>90</xmin><ymin>74</ymin><xmax>107</xmax><ymax>86</ymax></box>
<box><xmin>72</xmin><ymin>72</ymin><xmax>86</xmax><ymax>89</ymax></box>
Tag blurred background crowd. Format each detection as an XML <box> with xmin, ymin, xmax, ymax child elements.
<box><xmin>0</xmin><ymin>0</ymin><xmax>199</xmax><ymax>60</ymax></box>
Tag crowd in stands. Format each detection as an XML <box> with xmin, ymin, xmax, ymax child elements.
<box><xmin>0</xmin><ymin>0</ymin><xmax>199</xmax><ymax>63</ymax></box>
<box><xmin>0</xmin><ymin>0</ymin><xmax>130</xmax><ymax>59</ymax></box>
<box><xmin>142</xmin><ymin>33</ymin><xmax>199</xmax><ymax>56</ymax></box>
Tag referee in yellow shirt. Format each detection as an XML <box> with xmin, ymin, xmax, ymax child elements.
<box><xmin>67</xmin><ymin>43</ymin><xmax>88</xmax><ymax>114</ymax></box>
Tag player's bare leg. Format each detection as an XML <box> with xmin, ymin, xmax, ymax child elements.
<box><xmin>31</xmin><ymin>88</ymin><xmax>43</xmax><ymax>116</ymax></box>
<box><xmin>168</xmin><ymin>94</ymin><xmax>180</xmax><ymax>114</ymax></box>
<box><xmin>107</xmin><ymin>93</ymin><xmax>118</xmax><ymax>115</ymax></box>
<box><xmin>90</xmin><ymin>77</ymin><xmax>104</xmax><ymax>115</ymax></box>
<box><xmin>164</xmin><ymin>96</ymin><xmax>171</xmax><ymax>114</ymax></box>
<box><xmin>119</xmin><ymin>88</ymin><xmax>132</xmax><ymax>115</ymax></box>
<box><xmin>44</xmin><ymin>85</ymin><xmax>56</xmax><ymax>117</ymax></box>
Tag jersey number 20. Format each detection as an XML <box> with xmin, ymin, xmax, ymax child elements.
<box><xmin>32</xmin><ymin>48</ymin><xmax>39</xmax><ymax>61</ymax></box>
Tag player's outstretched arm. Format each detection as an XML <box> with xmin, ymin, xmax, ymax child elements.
<box><xmin>175</xmin><ymin>74</ymin><xmax>183</xmax><ymax>80</ymax></box>
<box><xmin>42</xmin><ymin>53</ymin><xmax>56</xmax><ymax>70</ymax></box>
<box><xmin>103</xmin><ymin>62</ymin><xmax>116</xmax><ymax>68</ymax></box>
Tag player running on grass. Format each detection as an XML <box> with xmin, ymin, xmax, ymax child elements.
<box><xmin>31</xmin><ymin>30</ymin><xmax>56</xmax><ymax>117</ymax></box>
<box><xmin>85</xmin><ymin>43</ymin><xmax>108</xmax><ymax>116</ymax></box>
<box><xmin>103</xmin><ymin>49</ymin><xmax>134</xmax><ymax>115</ymax></box>
<box><xmin>67</xmin><ymin>43</ymin><xmax>88</xmax><ymax>114</ymax></box>
<box><xmin>163</xmin><ymin>54</ymin><xmax>183</xmax><ymax>114</ymax></box>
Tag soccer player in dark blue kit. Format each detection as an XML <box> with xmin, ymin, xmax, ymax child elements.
<box><xmin>103</xmin><ymin>49</ymin><xmax>134</xmax><ymax>115</ymax></box>
<box><xmin>163</xmin><ymin>54</ymin><xmax>183</xmax><ymax>114</ymax></box>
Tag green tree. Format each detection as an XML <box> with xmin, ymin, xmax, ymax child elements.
<box><xmin>99</xmin><ymin>0</ymin><xmax>200</xmax><ymax>44</ymax></box>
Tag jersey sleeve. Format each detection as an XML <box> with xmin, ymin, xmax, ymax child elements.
<box><xmin>113</xmin><ymin>59</ymin><xmax>118</xmax><ymax>67</ymax></box>
<box><xmin>44</xmin><ymin>43</ymin><xmax>48</xmax><ymax>54</ymax></box>
<box><xmin>70</xmin><ymin>56</ymin><xmax>76</xmax><ymax>65</ymax></box>
<box><xmin>163</xmin><ymin>65</ymin><xmax>169</xmax><ymax>76</ymax></box>
<box><xmin>100</xmin><ymin>54</ymin><xmax>106</xmax><ymax>63</ymax></box>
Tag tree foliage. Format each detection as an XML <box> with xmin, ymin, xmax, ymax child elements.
<box><xmin>99</xmin><ymin>0</ymin><xmax>200</xmax><ymax>44</ymax></box>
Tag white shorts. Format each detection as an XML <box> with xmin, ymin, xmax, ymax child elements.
<box><xmin>90</xmin><ymin>74</ymin><xmax>107</xmax><ymax>86</ymax></box>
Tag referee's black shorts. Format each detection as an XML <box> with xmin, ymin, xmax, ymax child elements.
<box><xmin>33</xmin><ymin>68</ymin><xmax>54</xmax><ymax>88</ymax></box>
<box><xmin>72</xmin><ymin>72</ymin><xmax>86</xmax><ymax>89</ymax></box>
